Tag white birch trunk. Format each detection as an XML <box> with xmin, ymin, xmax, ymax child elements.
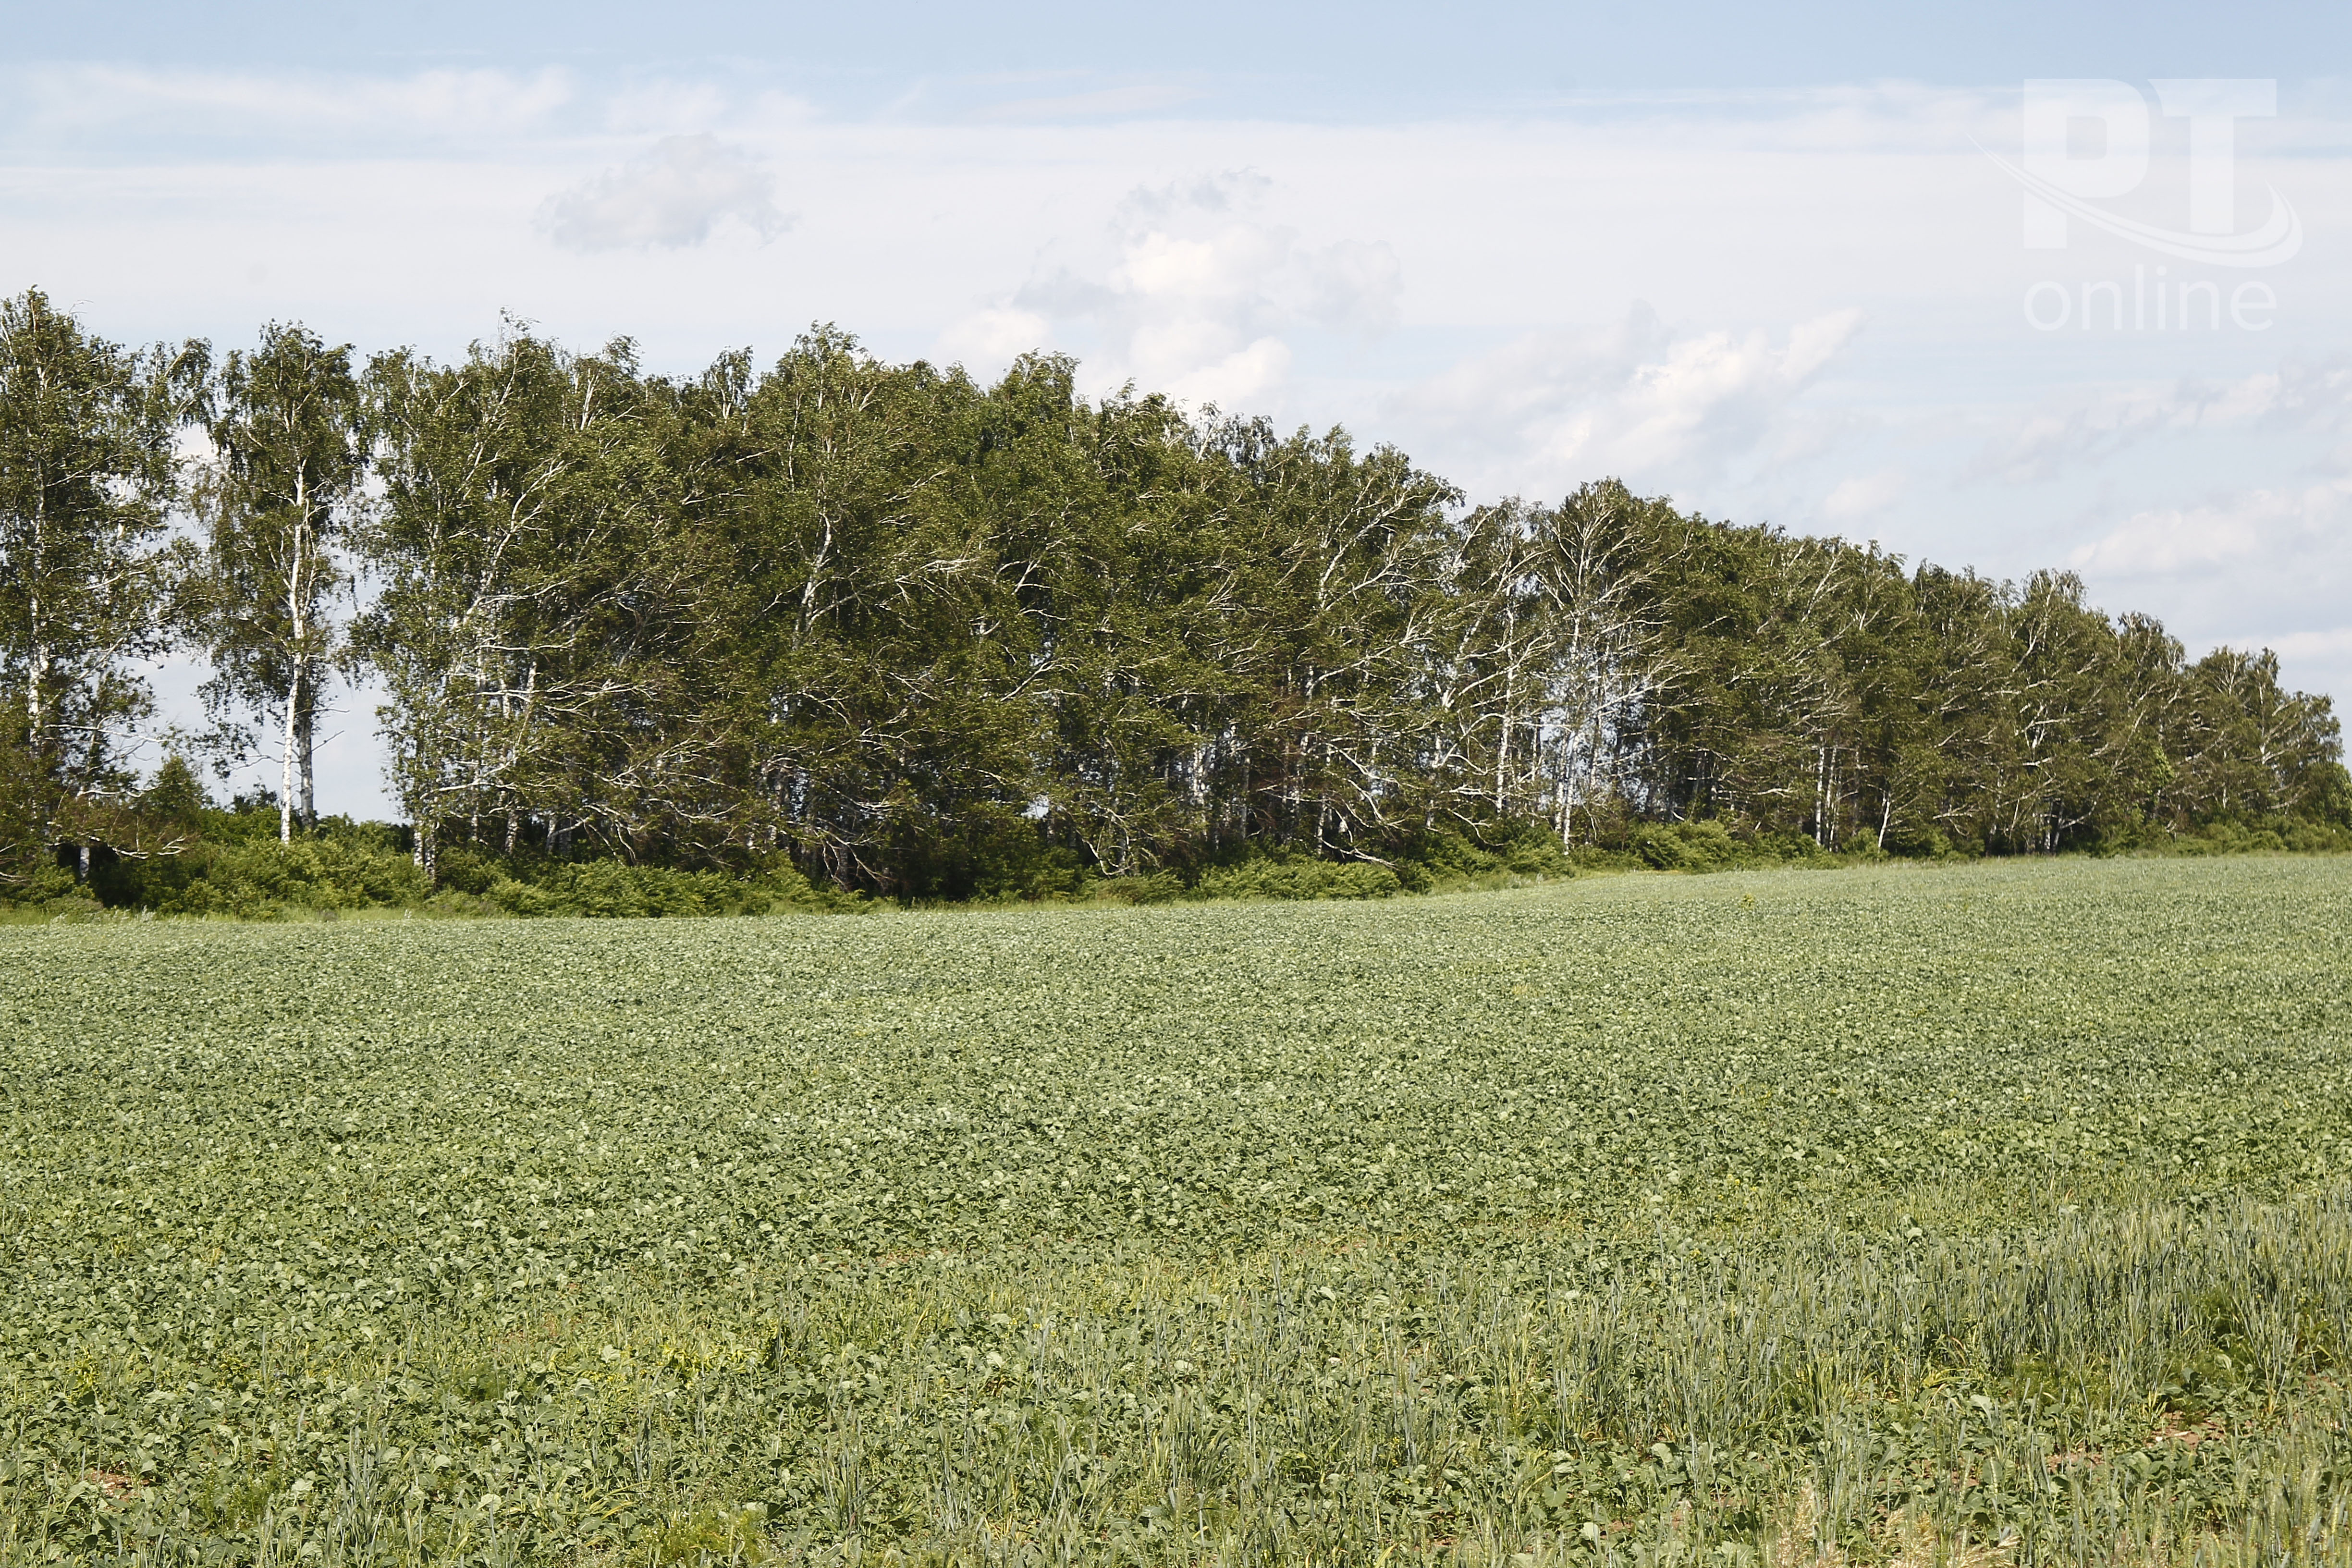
<box><xmin>280</xmin><ymin>488</ymin><xmax>308</xmax><ymax>843</ymax></box>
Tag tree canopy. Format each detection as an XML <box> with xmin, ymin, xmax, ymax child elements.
<box><xmin>1</xmin><ymin>294</ymin><xmax>2343</xmax><ymax>900</ymax></box>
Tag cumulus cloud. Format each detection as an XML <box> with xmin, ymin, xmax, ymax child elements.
<box><xmin>1822</xmin><ymin>469</ymin><xmax>1909</xmax><ymax>522</ymax></box>
<box><xmin>2067</xmin><ymin>501</ymin><xmax>2271</xmax><ymax>577</ymax></box>
<box><xmin>933</xmin><ymin>306</ymin><xmax>1054</xmax><ymax>368</ymax></box>
<box><xmin>2056</xmin><ymin>478</ymin><xmax>2352</xmax><ymax>697</ymax></box>
<box><xmin>540</xmin><ymin>135</ymin><xmax>789</xmax><ymax>252</ymax></box>
<box><xmin>938</xmin><ymin>171</ymin><xmax>1401</xmax><ymax>406</ymax></box>
<box><xmin>1165</xmin><ymin>337</ymin><xmax>1293</xmax><ymax>408</ymax></box>
<box><xmin>2066</xmin><ymin>480</ymin><xmax>2352</xmax><ymax>579</ymax></box>
<box><xmin>2268</xmin><ymin>626</ymin><xmax>2352</xmax><ymax>663</ymax></box>
<box><xmin>1969</xmin><ymin>358</ymin><xmax>2352</xmax><ymax>487</ymax></box>
<box><xmin>1386</xmin><ymin>305</ymin><xmax>1864</xmax><ymax>499</ymax></box>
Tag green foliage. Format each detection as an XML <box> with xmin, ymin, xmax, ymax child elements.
<box><xmin>187</xmin><ymin>321</ymin><xmax>368</xmax><ymax>837</ymax></box>
<box><xmin>433</xmin><ymin>846</ymin><xmax>859</xmax><ymax>919</ymax></box>
<box><xmin>4</xmin><ymin>858</ymin><xmax>2352</xmax><ymax>1562</ymax></box>
<box><xmin>0</xmin><ymin>859</ymin><xmax>95</xmax><ymax>919</ymax></box>
<box><xmin>1632</xmin><ymin>818</ymin><xmax>1741</xmax><ymax>870</ymax></box>
<box><xmin>0</xmin><ymin>296</ymin><xmax>2344</xmax><ymax>902</ymax></box>
<box><xmin>108</xmin><ymin>830</ymin><xmax>430</xmax><ymax>916</ymax></box>
<box><xmin>331</xmin><ymin>329</ymin><xmax>2351</xmax><ymax>896</ymax></box>
<box><xmin>1627</xmin><ymin>819</ymin><xmax>1842</xmax><ymax>872</ymax></box>
<box><xmin>1188</xmin><ymin>853</ymin><xmax>1402</xmax><ymax>901</ymax></box>
<box><xmin>2157</xmin><ymin>816</ymin><xmax>2352</xmax><ymax>856</ymax></box>
<box><xmin>1387</xmin><ymin>821</ymin><xmax>1573</xmax><ymax>891</ymax></box>
<box><xmin>139</xmin><ymin>753</ymin><xmax>208</xmax><ymax>829</ymax></box>
<box><xmin>0</xmin><ymin>288</ymin><xmax>190</xmax><ymax>880</ymax></box>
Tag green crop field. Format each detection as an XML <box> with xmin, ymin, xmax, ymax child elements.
<box><xmin>5</xmin><ymin>857</ymin><xmax>2352</xmax><ymax>1566</ymax></box>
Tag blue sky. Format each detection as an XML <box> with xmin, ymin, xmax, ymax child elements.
<box><xmin>7</xmin><ymin>2</ymin><xmax>2350</xmax><ymax>814</ymax></box>
<box><xmin>16</xmin><ymin>2</ymin><xmax>2348</xmax><ymax>100</ymax></box>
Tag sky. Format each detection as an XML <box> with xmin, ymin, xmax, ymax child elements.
<box><xmin>6</xmin><ymin>1</ymin><xmax>2350</xmax><ymax>817</ymax></box>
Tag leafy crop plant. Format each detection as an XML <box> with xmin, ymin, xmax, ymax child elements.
<box><xmin>3</xmin><ymin>855</ymin><xmax>2350</xmax><ymax>1563</ymax></box>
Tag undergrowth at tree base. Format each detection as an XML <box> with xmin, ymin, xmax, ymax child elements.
<box><xmin>7</xmin><ymin>796</ymin><xmax>2344</xmax><ymax>923</ymax></box>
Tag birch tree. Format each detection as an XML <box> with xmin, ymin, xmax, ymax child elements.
<box><xmin>357</xmin><ymin>329</ymin><xmax>662</xmax><ymax>874</ymax></box>
<box><xmin>194</xmin><ymin>323</ymin><xmax>366</xmax><ymax>841</ymax></box>
<box><xmin>0</xmin><ymin>289</ymin><xmax>184</xmax><ymax>879</ymax></box>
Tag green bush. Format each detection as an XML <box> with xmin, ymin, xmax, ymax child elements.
<box><xmin>1090</xmin><ymin>870</ymin><xmax>1186</xmax><ymax>904</ymax></box>
<box><xmin>1190</xmin><ymin>855</ymin><xmax>1401</xmax><ymax>901</ymax></box>
<box><xmin>1882</xmin><ymin>820</ymin><xmax>1956</xmax><ymax>858</ymax></box>
<box><xmin>1631</xmin><ymin>820</ymin><xmax>1906</xmax><ymax>872</ymax></box>
<box><xmin>0</xmin><ymin>861</ymin><xmax>100</xmax><ymax>918</ymax></box>
<box><xmin>2157</xmin><ymin>817</ymin><xmax>2352</xmax><ymax>856</ymax></box>
<box><xmin>1390</xmin><ymin>822</ymin><xmax>1572</xmax><ymax>890</ymax></box>
<box><xmin>474</xmin><ymin>854</ymin><xmax>859</xmax><ymax>919</ymax></box>
<box><xmin>1632</xmin><ymin>819</ymin><xmax>1742</xmax><ymax>871</ymax></box>
<box><xmin>125</xmin><ymin>835</ymin><xmax>431</xmax><ymax>918</ymax></box>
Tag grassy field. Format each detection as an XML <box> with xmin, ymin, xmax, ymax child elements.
<box><xmin>4</xmin><ymin>856</ymin><xmax>2351</xmax><ymax>1565</ymax></box>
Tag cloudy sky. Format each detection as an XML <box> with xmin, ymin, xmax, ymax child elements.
<box><xmin>8</xmin><ymin>0</ymin><xmax>2350</xmax><ymax>816</ymax></box>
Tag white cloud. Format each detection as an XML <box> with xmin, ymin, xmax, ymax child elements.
<box><xmin>2067</xmin><ymin>480</ymin><xmax>2352</xmax><ymax>578</ymax></box>
<box><xmin>1166</xmin><ymin>336</ymin><xmax>1292</xmax><ymax>409</ymax></box>
<box><xmin>597</xmin><ymin>79</ymin><xmax>774</xmax><ymax>137</ymax></box>
<box><xmin>1966</xmin><ymin>357</ymin><xmax>2352</xmax><ymax>489</ymax></box>
<box><xmin>1608</xmin><ymin>310</ymin><xmax>1863</xmax><ymax>471</ymax></box>
<box><xmin>11</xmin><ymin>64</ymin><xmax>576</xmax><ymax>143</ymax></box>
<box><xmin>1822</xmin><ymin>469</ymin><xmax>1908</xmax><ymax>521</ymax></box>
<box><xmin>969</xmin><ymin>170</ymin><xmax>1402</xmax><ymax>409</ymax></box>
<box><xmin>2268</xmin><ymin>626</ymin><xmax>2352</xmax><ymax>662</ymax></box>
<box><xmin>1302</xmin><ymin>238</ymin><xmax>1402</xmax><ymax>336</ymax></box>
<box><xmin>2067</xmin><ymin>501</ymin><xmax>2269</xmax><ymax>576</ymax></box>
<box><xmin>933</xmin><ymin>306</ymin><xmax>1052</xmax><ymax>369</ymax></box>
<box><xmin>1387</xmin><ymin>306</ymin><xmax>1865</xmax><ymax>500</ymax></box>
<box><xmin>540</xmin><ymin>135</ymin><xmax>789</xmax><ymax>252</ymax></box>
<box><xmin>1968</xmin><ymin>388</ymin><xmax>2198</xmax><ymax>486</ymax></box>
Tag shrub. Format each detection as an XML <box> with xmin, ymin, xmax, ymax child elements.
<box><xmin>1190</xmin><ymin>855</ymin><xmax>1401</xmax><ymax>901</ymax></box>
<box><xmin>129</xmin><ymin>835</ymin><xmax>431</xmax><ymax>918</ymax></box>
<box><xmin>1091</xmin><ymin>871</ymin><xmax>1186</xmax><ymax>905</ymax></box>
<box><xmin>0</xmin><ymin>860</ymin><xmax>99</xmax><ymax>917</ymax></box>
<box><xmin>476</xmin><ymin>856</ymin><xmax>859</xmax><ymax>919</ymax></box>
<box><xmin>1392</xmin><ymin>823</ymin><xmax>1571</xmax><ymax>890</ymax></box>
<box><xmin>1632</xmin><ymin>819</ymin><xmax>1741</xmax><ymax>871</ymax></box>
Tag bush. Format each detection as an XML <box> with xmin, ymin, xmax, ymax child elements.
<box><xmin>1882</xmin><ymin>821</ymin><xmax>1956</xmax><ymax>859</ymax></box>
<box><xmin>1091</xmin><ymin>871</ymin><xmax>1186</xmax><ymax>905</ymax></box>
<box><xmin>1629</xmin><ymin>820</ymin><xmax>1925</xmax><ymax>873</ymax></box>
<box><xmin>878</xmin><ymin>805</ymin><xmax>1088</xmax><ymax>904</ymax></box>
<box><xmin>1631</xmin><ymin>819</ymin><xmax>1741</xmax><ymax>871</ymax></box>
<box><xmin>474</xmin><ymin>854</ymin><xmax>860</xmax><ymax>919</ymax></box>
<box><xmin>1391</xmin><ymin>823</ymin><xmax>1571</xmax><ymax>890</ymax></box>
<box><xmin>124</xmin><ymin>835</ymin><xmax>431</xmax><ymax>918</ymax></box>
<box><xmin>0</xmin><ymin>860</ymin><xmax>101</xmax><ymax>918</ymax></box>
<box><xmin>2282</xmin><ymin>819</ymin><xmax>2352</xmax><ymax>852</ymax></box>
<box><xmin>1190</xmin><ymin>856</ymin><xmax>1401</xmax><ymax>901</ymax></box>
<box><xmin>2161</xmin><ymin>817</ymin><xmax>2352</xmax><ymax>857</ymax></box>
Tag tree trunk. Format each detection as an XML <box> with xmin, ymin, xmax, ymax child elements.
<box><xmin>281</xmin><ymin>659</ymin><xmax>300</xmax><ymax>843</ymax></box>
<box><xmin>297</xmin><ymin>667</ymin><xmax>316</xmax><ymax>832</ymax></box>
<box><xmin>281</xmin><ymin>504</ymin><xmax>308</xmax><ymax>843</ymax></box>
<box><xmin>26</xmin><ymin>636</ymin><xmax>45</xmax><ymax>760</ymax></box>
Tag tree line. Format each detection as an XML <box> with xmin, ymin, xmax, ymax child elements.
<box><xmin>1</xmin><ymin>287</ymin><xmax>2343</xmax><ymax>900</ymax></box>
